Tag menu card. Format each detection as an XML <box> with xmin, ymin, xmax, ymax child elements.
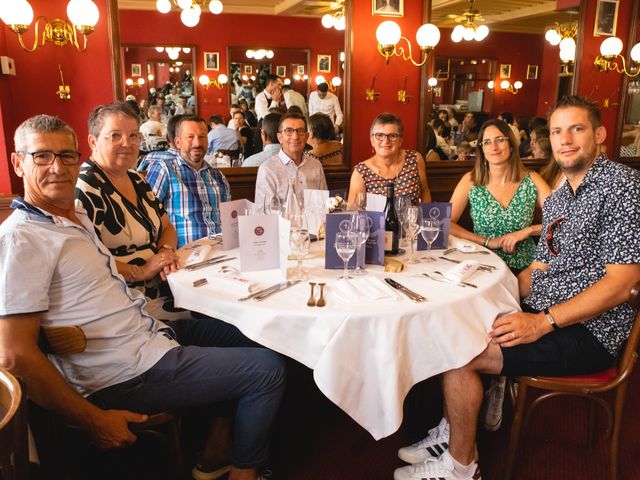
<box><xmin>364</xmin><ymin>212</ymin><xmax>385</xmax><ymax>265</ymax></box>
<box><xmin>239</xmin><ymin>214</ymin><xmax>288</xmax><ymax>278</ymax></box>
<box><xmin>366</xmin><ymin>193</ymin><xmax>386</xmax><ymax>212</ymax></box>
<box><xmin>324</xmin><ymin>213</ymin><xmax>365</xmax><ymax>270</ymax></box>
<box><xmin>220</xmin><ymin>199</ymin><xmax>256</xmax><ymax>250</ymax></box>
<box><xmin>417</xmin><ymin>202</ymin><xmax>452</xmax><ymax>250</ymax></box>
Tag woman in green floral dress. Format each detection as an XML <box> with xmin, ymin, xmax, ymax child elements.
<box><xmin>449</xmin><ymin>119</ymin><xmax>552</xmax><ymax>273</ymax></box>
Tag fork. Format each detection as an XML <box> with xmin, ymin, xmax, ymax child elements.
<box><xmin>443</xmin><ymin>247</ymin><xmax>490</xmax><ymax>256</ymax></box>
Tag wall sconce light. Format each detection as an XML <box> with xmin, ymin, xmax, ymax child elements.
<box><xmin>125</xmin><ymin>77</ymin><xmax>146</xmax><ymax>88</ymax></box>
<box><xmin>199</xmin><ymin>73</ymin><xmax>228</xmax><ymax>89</ymax></box>
<box><xmin>594</xmin><ymin>37</ymin><xmax>640</xmax><ymax>78</ymax></box>
<box><xmin>365</xmin><ymin>75</ymin><xmax>381</xmax><ymax>102</ymax></box>
<box><xmin>375</xmin><ymin>20</ymin><xmax>440</xmax><ymax>67</ymax></box>
<box><xmin>397</xmin><ymin>76</ymin><xmax>412</xmax><ymax>103</ymax></box>
<box><xmin>487</xmin><ymin>80</ymin><xmax>495</xmax><ymax>92</ymax></box>
<box><xmin>315</xmin><ymin>74</ymin><xmax>342</xmax><ymax>92</ymax></box>
<box><xmin>57</xmin><ymin>64</ymin><xmax>70</xmax><ymax>100</ymax></box>
<box><xmin>500</xmin><ymin>80</ymin><xmax>522</xmax><ymax>94</ymax></box>
<box><xmin>0</xmin><ymin>0</ymin><xmax>99</xmax><ymax>53</ymax></box>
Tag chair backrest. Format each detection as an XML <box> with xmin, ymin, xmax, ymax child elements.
<box><xmin>216</xmin><ymin>148</ymin><xmax>242</xmax><ymax>160</ymax></box>
<box><xmin>616</xmin><ymin>282</ymin><xmax>640</xmax><ymax>380</ymax></box>
<box><xmin>39</xmin><ymin>326</ymin><xmax>87</xmax><ymax>355</ymax></box>
<box><xmin>0</xmin><ymin>368</ymin><xmax>28</xmax><ymax>479</ymax></box>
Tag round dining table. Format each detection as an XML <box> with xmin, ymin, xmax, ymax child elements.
<box><xmin>167</xmin><ymin>238</ymin><xmax>520</xmax><ymax>440</ymax></box>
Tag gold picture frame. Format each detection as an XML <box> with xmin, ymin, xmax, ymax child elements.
<box><xmin>594</xmin><ymin>0</ymin><xmax>619</xmax><ymax>37</ymax></box>
<box><xmin>372</xmin><ymin>0</ymin><xmax>403</xmax><ymax>17</ymax></box>
<box><xmin>526</xmin><ymin>64</ymin><xmax>539</xmax><ymax>80</ymax></box>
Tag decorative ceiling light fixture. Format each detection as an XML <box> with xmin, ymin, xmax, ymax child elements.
<box><xmin>321</xmin><ymin>0</ymin><xmax>345</xmax><ymax>31</ymax></box>
<box><xmin>544</xmin><ymin>21</ymin><xmax>577</xmax><ymax>68</ymax></box>
<box><xmin>246</xmin><ymin>49</ymin><xmax>274</xmax><ymax>60</ymax></box>
<box><xmin>594</xmin><ymin>37</ymin><xmax>640</xmax><ymax>78</ymax></box>
<box><xmin>0</xmin><ymin>0</ymin><xmax>99</xmax><ymax>52</ymax></box>
<box><xmin>376</xmin><ymin>20</ymin><xmax>440</xmax><ymax>67</ymax></box>
<box><xmin>450</xmin><ymin>0</ymin><xmax>489</xmax><ymax>43</ymax></box>
<box><xmin>156</xmin><ymin>0</ymin><xmax>223</xmax><ymax>27</ymax></box>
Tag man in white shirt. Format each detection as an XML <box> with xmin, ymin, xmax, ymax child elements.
<box><xmin>255</xmin><ymin>74</ymin><xmax>283</xmax><ymax>121</ymax></box>
<box><xmin>498</xmin><ymin>111</ymin><xmax>521</xmax><ymax>147</ymax></box>
<box><xmin>308</xmin><ymin>83</ymin><xmax>343</xmax><ymax>131</ymax></box>
<box><xmin>282</xmin><ymin>85</ymin><xmax>308</xmax><ymax>118</ymax></box>
<box><xmin>254</xmin><ymin>113</ymin><xmax>327</xmax><ymax>209</ymax></box>
<box><xmin>139</xmin><ymin>105</ymin><xmax>167</xmax><ymax>150</ymax></box>
<box><xmin>243</xmin><ymin>113</ymin><xmax>282</xmax><ymax>167</ymax></box>
<box><xmin>432</xmin><ymin>118</ymin><xmax>452</xmax><ymax>158</ymax></box>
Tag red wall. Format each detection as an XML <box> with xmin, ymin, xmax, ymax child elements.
<box><xmin>536</xmin><ymin>41</ymin><xmax>563</xmax><ymax>117</ymax></box>
<box><xmin>0</xmin><ymin>0</ymin><xmax>114</xmax><ymax>195</ymax></box>
<box><xmin>119</xmin><ymin>10</ymin><xmax>344</xmax><ymax>123</ymax></box>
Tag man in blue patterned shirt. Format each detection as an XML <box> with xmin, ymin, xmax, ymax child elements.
<box><xmin>395</xmin><ymin>96</ymin><xmax>640</xmax><ymax>480</ymax></box>
<box><xmin>146</xmin><ymin>115</ymin><xmax>230</xmax><ymax>248</ymax></box>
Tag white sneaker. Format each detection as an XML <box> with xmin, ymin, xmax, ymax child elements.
<box><xmin>482</xmin><ymin>375</ymin><xmax>506</xmax><ymax>432</ymax></box>
<box><xmin>398</xmin><ymin>417</ymin><xmax>450</xmax><ymax>464</ymax></box>
<box><xmin>394</xmin><ymin>450</ymin><xmax>481</xmax><ymax>480</ymax></box>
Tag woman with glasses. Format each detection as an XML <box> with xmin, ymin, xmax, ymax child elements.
<box><xmin>449</xmin><ymin>119</ymin><xmax>551</xmax><ymax>274</ymax></box>
<box><xmin>75</xmin><ymin>102</ymin><xmax>189</xmax><ymax>321</ymax></box>
<box><xmin>347</xmin><ymin>113</ymin><xmax>431</xmax><ymax>205</ymax></box>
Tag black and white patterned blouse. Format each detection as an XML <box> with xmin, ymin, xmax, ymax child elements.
<box><xmin>524</xmin><ymin>155</ymin><xmax>640</xmax><ymax>355</ymax></box>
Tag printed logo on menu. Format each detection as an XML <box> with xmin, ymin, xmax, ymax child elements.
<box><xmin>254</xmin><ymin>226</ymin><xmax>265</xmax><ymax>236</ymax></box>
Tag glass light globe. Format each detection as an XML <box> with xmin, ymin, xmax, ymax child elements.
<box><xmin>126</xmin><ymin>78</ymin><xmax>134</xmax><ymax>86</ymax></box>
<box><xmin>376</xmin><ymin>20</ymin><xmax>401</xmax><ymax>46</ymax></box>
<box><xmin>427</xmin><ymin>77</ymin><xmax>438</xmax><ymax>87</ymax></box>
<box><xmin>217</xmin><ymin>73</ymin><xmax>228</xmax><ymax>84</ymax></box>
<box><xmin>254</xmin><ymin>50</ymin><xmax>265</xmax><ymax>60</ymax></box>
<box><xmin>500</xmin><ymin>80</ymin><xmax>510</xmax><ymax>89</ymax></box>
<box><xmin>451</xmin><ymin>25</ymin><xmax>464</xmax><ymax>43</ymax></box>
<box><xmin>559</xmin><ymin>46</ymin><xmax>575</xmax><ymax>62</ymax></box>
<box><xmin>241</xmin><ymin>74</ymin><xmax>248</xmax><ymax>81</ymax></box>
<box><xmin>175</xmin><ymin>66</ymin><xmax>180</xmax><ymax>72</ymax></box>
<box><xmin>559</xmin><ymin>37</ymin><xmax>576</xmax><ymax>52</ymax></box>
<box><xmin>177</xmin><ymin>0</ymin><xmax>192</xmax><ymax>9</ymax></box>
<box><xmin>303</xmin><ymin>74</ymin><xmax>309</xmax><ymax>80</ymax></box>
<box><xmin>315</xmin><ymin>75</ymin><xmax>326</xmax><ymax>85</ymax></box>
<box><xmin>209</xmin><ymin>0</ymin><xmax>223</xmax><ymax>14</ymax></box>
<box><xmin>266</xmin><ymin>50</ymin><xmax>274</xmax><ymax>59</ymax></box>
<box><xmin>180</xmin><ymin>5</ymin><xmax>200</xmax><ymax>27</ymax></box>
<box><xmin>514</xmin><ymin>81</ymin><xmax>522</xmax><ymax>89</ymax></box>
<box><xmin>487</xmin><ymin>80</ymin><xmax>494</xmax><ymax>89</ymax></box>
<box><xmin>67</xmin><ymin>0</ymin><xmax>99</xmax><ymax>27</ymax></box>
<box><xmin>416</xmin><ymin>23</ymin><xmax>440</xmax><ymax>48</ymax></box>
<box><xmin>334</xmin><ymin>16</ymin><xmax>345</xmax><ymax>31</ymax></box>
<box><xmin>294</xmin><ymin>74</ymin><xmax>300</xmax><ymax>81</ymax></box>
<box><xmin>321</xmin><ymin>13</ymin><xmax>334</xmax><ymax>29</ymax></box>
<box><xmin>169</xmin><ymin>67</ymin><xmax>174</xmax><ymax>73</ymax></box>
<box><xmin>474</xmin><ymin>24</ymin><xmax>489</xmax><ymax>41</ymax></box>
<box><xmin>182</xmin><ymin>47</ymin><xmax>191</xmax><ymax>53</ymax></box>
<box><xmin>138</xmin><ymin>78</ymin><xmax>145</xmax><ymax>85</ymax></box>
<box><xmin>630</xmin><ymin>42</ymin><xmax>640</xmax><ymax>63</ymax></box>
<box><xmin>463</xmin><ymin>27</ymin><xmax>475</xmax><ymax>41</ymax></box>
<box><xmin>339</xmin><ymin>52</ymin><xmax>345</xmax><ymax>62</ymax></box>
<box><xmin>1</xmin><ymin>0</ymin><xmax>34</xmax><ymax>25</ymax></box>
<box><xmin>155</xmin><ymin>46</ymin><xmax>164</xmax><ymax>53</ymax></box>
<box><xmin>600</xmin><ymin>36</ymin><xmax>623</xmax><ymax>57</ymax></box>
<box><xmin>250</xmin><ymin>75</ymin><xmax>256</xmax><ymax>81</ymax></box>
<box><xmin>246</xmin><ymin>49</ymin><xmax>254</xmax><ymax>59</ymax></box>
<box><xmin>168</xmin><ymin>49</ymin><xmax>180</xmax><ymax>60</ymax></box>
<box><xmin>544</xmin><ymin>29</ymin><xmax>559</xmax><ymax>44</ymax></box>
<box><xmin>199</xmin><ymin>74</ymin><xmax>210</xmax><ymax>85</ymax></box>
<box><xmin>332</xmin><ymin>76</ymin><xmax>342</xmax><ymax>87</ymax></box>
<box><xmin>175</xmin><ymin>61</ymin><xmax>183</xmax><ymax>66</ymax></box>
<box><xmin>148</xmin><ymin>74</ymin><xmax>154</xmax><ymax>81</ymax></box>
<box><xmin>156</xmin><ymin>0</ymin><xmax>171</xmax><ymax>14</ymax></box>
<box><xmin>284</xmin><ymin>78</ymin><xmax>292</xmax><ymax>85</ymax></box>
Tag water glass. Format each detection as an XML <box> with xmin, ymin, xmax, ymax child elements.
<box><xmin>406</xmin><ymin>206</ymin><xmax>423</xmax><ymax>264</ymax></box>
<box><xmin>421</xmin><ymin>218</ymin><xmax>441</xmax><ymax>262</ymax></box>
<box><xmin>264</xmin><ymin>195</ymin><xmax>282</xmax><ymax>215</ymax></box>
<box><xmin>394</xmin><ymin>195</ymin><xmax>410</xmax><ymax>248</ymax></box>
<box><xmin>290</xmin><ymin>228</ymin><xmax>311</xmax><ymax>280</ymax></box>
<box><xmin>351</xmin><ymin>212</ymin><xmax>370</xmax><ymax>276</ymax></box>
<box><xmin>335</xmin><ymin>231</ymin><xmax>356</xmax><ymax>279</ymax></box>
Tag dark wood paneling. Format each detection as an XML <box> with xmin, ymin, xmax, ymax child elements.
<box><xmin>0</xmin><ymin>194</ymin><xmax>17</xmax><ymax>224</ymax></box>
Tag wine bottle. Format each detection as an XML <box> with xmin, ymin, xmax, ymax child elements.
<box><xmin>383</xmin><ymin>182</ymin><xmax>400</xmax><ymax>255</ymax></box>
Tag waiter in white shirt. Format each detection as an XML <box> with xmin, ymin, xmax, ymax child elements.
<box><xmin>255</xmin><ymin>74</ymin><xmax>284</xmax><ymax>121</ymax></box>
<box><xmin>308</xmin><ymin>82</ymin><xmax>343</xmax><ymax>133</ymax></box>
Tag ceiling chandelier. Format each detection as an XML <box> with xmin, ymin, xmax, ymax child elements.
<box><xmin>545</xmin><ymin>22</ymin><xmax>577</xmax><ymax>64</ymax></box>
<box><xmin>450</xmin><ymin>0</ymin><xmax>489</xmax><ymax>43</ymax></box>
<box><xmin>155</xmin><ymin>46</ymin><xmax>192</xmax><ymax>60</ymax></box>
<box><xmin>156</xmin><ymin>0</ymin><xmax>223</xmax><ymax>27</ymax></box>
<box><xmin>321</xmin><ymin>0</ymin><xmax>345</xmax><ymax>31</ymax></box>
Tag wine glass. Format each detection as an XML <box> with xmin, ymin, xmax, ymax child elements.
<box><xmin>351</xmin><ymin>212</ymin><xmax>370</xmax><ymax>276</ymax></box>
<box><xmin>394</xmin><ymin>195</ymin><xmax>410</xmax><ymax>248</ymax></box>
<box><xmin>335</xmin><ymin>231</ymin><xmax>356</xmax><ymax>279</ymax></box>
<box><xmin>290</xmin><ymin>228</ymin><xmax>311</xmax><ymax>280</ymax></box>
<box><xmin>421</xmin><ymin>218</ymin><xmax>441</xmax><ymax>262</ymax></box>
<box><xmin>405</xmin><ymin>206</ymin><xmax>423</xmax><ymax>264</ymax></box>
<box><xmin>354</xmin><ymin>192</ymin><xmax>367</xmax><ymax>211</ymax></box>
<box><xmin>264</xmin><ymin>195</ymin><xmax>282</xmax><ymax>215</ymax></box>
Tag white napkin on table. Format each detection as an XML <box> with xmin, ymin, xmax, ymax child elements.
<box><xmin>450</xmin><ymin>236</ymin><xmax>477</xmax><ymax>252</ymax></box>
<box><xmin>333</xmin><ymin>277</ymin><xmax>400</xmax><ymax>304</ymax></box>
<box><xmin>443</xmin><ymin>260</ymin><xmax>479</xmax><ymax>282</ymax></box>
<box><xmin>185</xmin><ymin>244</ymin><xmax>213</xmax><ymax>266</ymax></box>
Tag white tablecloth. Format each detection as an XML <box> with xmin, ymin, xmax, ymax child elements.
<box><xmin>168</xmin><ymin>239</ymin><xmax>520</xmax><ymax>440</ymax></box>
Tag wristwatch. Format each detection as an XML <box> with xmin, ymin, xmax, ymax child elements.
<box><xmin>159</xmin><ymin>244</ymin><xmax>175</xmax><ymax>252</ymax></box>
<box><xmin>543</xmin><ymin>307</ymin><xmax>560</xmax><ymax>331</ymax></box>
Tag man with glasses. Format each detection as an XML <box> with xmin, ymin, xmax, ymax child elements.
<box><xmin>146</xmin><ymin>114</ymin><xmax>230</xmax><ymax>248</ymax></box>
<box><xmin>0</xmin><ymin>114</ymin><xmax>285</xmax><ymax>480</ymax></box>
<box><xmin>395</xmin><ymin>96</ymin><xmax>640</xmax><ymax>480</ymax></box>
<box><xmin>254</xmin><ymin>112</ymin><xmax>327</xmax><ymax>211</ymax></box>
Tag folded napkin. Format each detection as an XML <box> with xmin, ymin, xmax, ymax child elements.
<box><xmin>450</xmin><ymin>237</ymin><xmax>478</xmax><ymax>252</ymax></box>
<box><xmin>185</xmin><ymin>244</ymin><xmax>213</xmax><ymax>266</ymax></box>
<box><xmin>384</xmin><ymin>258</ymin><xmax>405</xmax><ymax>272</ymax></box>
<box><xmin>208</xmin><ymin>274</ymin><xmax>259</xmax><ymax>296</ymax></box>
<box><xmin>443</xmin><ymin>260</ymin><xmax>479</xmax><ymax>282</ymax></box>
<box><xmin>333</xmin><ymin>277</ymin><xmax>400</xmax><ymax>304</ymax></box>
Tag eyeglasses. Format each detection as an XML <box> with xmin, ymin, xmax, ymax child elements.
<box><xmin>18</xmin><ymin>150</ymin><xmax>81</xmax><ymax>165</ymax></box>
<box><xmin>280</xmin><ymin>128</ymin><xmax>307</xmax><ymax>136</ymax></box>
<box><xmin>481</xmin><ymin>136</ymin><xmax>509</xmax><ymax>148</ymax></box>
<box><xmin>372</xmin><ymin>132</ymin><xmax>401</xmax><ymax>142</ymax></box>
<box><xmin>103</xmin><ymin>132</ymin><xmax>143</xmax><ymax>144</ymax></box>
<box><xmin>545</xmin><ymin>216</ymin><xmax>565</xmax><ymax>257</ymax></box>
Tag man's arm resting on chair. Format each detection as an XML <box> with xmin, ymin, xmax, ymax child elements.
<box><xmin>0</xmin><ymin>312</ymin><xmax>148</xmax><ymax>448</ymax></box>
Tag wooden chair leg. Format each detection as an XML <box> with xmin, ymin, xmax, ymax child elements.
<box><xmin>610</xmin><ymin>384</ymin><xmax>629</xmax><ymax>480</ymax></box>
<box><xmin>504</xmin><ymin>382</ymin><xmax>529</xmax><ymax>480</ymax></box>
<box><xmin>587</xmin><ymin>399</ymin><xmax>597</xmax><ymax>449</ymax></box>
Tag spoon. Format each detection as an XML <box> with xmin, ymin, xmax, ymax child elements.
<box><xmin>307</xmin><ymin>282</ymin><xmax>317</xmax><ymax>307</ymax></box>
<box><xmin>316</xmin><ymin>283</ymin><xmax>326</xmax><ymax>307</ymax></box>
<box><xmin>443</xmin><ymin>247</ymin><xmax>490</xmax><ymax>255</ymax></box>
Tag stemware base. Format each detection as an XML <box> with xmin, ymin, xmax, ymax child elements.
<box><xmin>352</xmin><ymin>268</ymin><xmax>368</xmax><ymax>276</ymax></box>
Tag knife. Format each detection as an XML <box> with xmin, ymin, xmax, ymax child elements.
<box><xmin>422</xmin><ymin>272</ymin><xmax>477</xmax><ymax>289</ymax></box>
<box><xmin>237</xmin><ymin>281</ymin><xmax>284</xmax><ymax>302</ymax></box>
<box><xmin>439</xmin><ymin>256</ymin><xmax>496</xmax><ymax>272</ymax></box>
<box><xmin>184</xmin><ymin>256</ymin><xmax>235</xmax><ymax>271</ymax></box>
<box><xmin>384</xmin><ymin>278</ymin><xmax>427</xmax><ymax>302</ymax></box>
<box><xmin>253</xmin><ymin>280</ymin><xmax>301</xmax><ymax>301</ymax></box>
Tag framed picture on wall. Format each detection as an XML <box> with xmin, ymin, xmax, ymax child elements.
<box><xmin>276</xmin><ymin>65</ymin><xmax>286</xmax><ymax>77</ymax></box>
<box><xmin>526</xmin><ymin>64</ymin><xmax>539</xmax><ymax>80</ymax></box>
<box><xmin>594</xmin><ymin>0</ymin><xmax>619</xmax><ymax>37</ymax></box>
<box><xmin>131</xmin><ymin>64</ymin><xmax>142</xmax><ymax>77</ymax></box>
<box><xmin>499</xmin><ymin>64</ymin><xmax>511</xmax><ymax>79</ymax></box>
<box><xmin>243</xmin><ymin>65</ymin><xmax>252</xmax><ymax>75</ymax></box>
<box><xmin>435</xmin><ymin>58</ymin><xmax>450</xmax><ymax>80</ymax></box>
<box><xmin>204</xmin><ymin>52</ymin><xmax>219</xmax><ymax>71</ymax></box>
<box><xmin>372</xmin><ymin>0</ymin><xmax>403</xmax><ymax>17</ymax></box>
<box><xmin>297</xmin><ymin>65</ymin><xmax>305</xmax><ymax>75</ymax></box>
<box><xmin>317</xmin><ymin>54</ymin><xmax>331</xmax><ymax>73</ymax></box>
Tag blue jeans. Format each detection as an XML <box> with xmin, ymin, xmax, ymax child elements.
<box><xmin>88</xmin><ymin>317</ymin><xmax>286</xmax><ymax>468</ymax></box>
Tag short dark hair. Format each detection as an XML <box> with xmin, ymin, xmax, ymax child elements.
<box><xmin>88</xmin><ymin>102</ymin><xmax>140</xmax><ymax>138</ymax></box>
<box><xmin>309</xmin><ymin>113</ymin><xmax>336</xmax><ymax>141</ymax></box>
<box><xmin>549</xmin><ymin>95</ymin><xmax>602</xmax><ymax>129</ymax></box>
<box><xmin>499</xmin><ymin>112</ymin><xmax>514</xmax><ymax>124</ymax></box>
<box><xmin>266</xmin><ymin>74</ymin><xmax>281</xmax><ymax>85</ymax></box>
<box><xmin>369</xmin><ymin>113</ymin><xmax>404</xmax><ymax>137</ymax></box>
<box><xmin>279</xmin><ymin>112</ymin><xmax>307</xmax><ymax>131</ymax></box>
<box><xmin>287</xmin><ymin>105</ymin><xmax>304</xmax><ymax>115</ymax></box>
<box><xmin>175</xmin><ymin>114</ymin><xmax>206</xmax><ymax>137</ymax></box>
<box><xmin>166</xmin><ymin>114</ymin><xmax>183</xmax><ymax>146</ymax></box>
<box><xmin>528</xmin><ymin>116</ymin><xmax>547</xmax><ymax>131</ymax></box>
<box><xmin>317</xmin><ymin>82</ymin><xmax>329</xmax><ymax>93</ymax></box>
<box><xmin>432</xmin><ymin>118</ymin><xmax>446</xmax><ymax>131</ymax></box>
<box><xmin>208</xmin><ymin>115</ymin><xmax>223</xmax><ymax>125</ymax></box>
<box><xmin>262</xmin><ymin>113</ymin><xmax>282</xmax><ymax>144</ymax></box>
<box><xmin>438</xmin><ymin>109</ymin><xmax>448</xmax><ymax>118</ymax></box>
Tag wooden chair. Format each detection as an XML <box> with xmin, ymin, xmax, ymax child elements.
<box><xmin>215</xmin><ymin>148</ymin><xmax>242</xmax><ymax>160</ymax></box>
<box><xmin>0</xmin><ymin>368</ymin><xmax>29</xmax><ymax>480</ymax></box>
<box><xmin>504</xmin><ymin>282</ymin><xmax>640</xmax><ymax>480</ymax></box>
<box><xmin>39</xmin><ymin>325</ymin><xmax>186</xmax><ymax>480</ymax></box>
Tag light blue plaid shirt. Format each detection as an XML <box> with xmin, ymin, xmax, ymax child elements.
<box><xmin>145</xmin><ymin>154</ymin><xmax>230</xmax><ymax>248</ymax></box>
